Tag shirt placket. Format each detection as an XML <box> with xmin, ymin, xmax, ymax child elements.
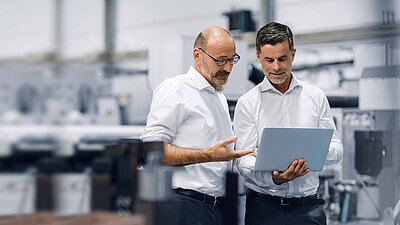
<box><xmin>283</xmin><ymin>93</ymin><xmax>294</xmax><ymax>196</ymax></box>
<box><xmin>282</xmin><ymin>94</ymin><xmax>289</xmax><ymax>128</ymax></box>
<box><xmin>211</xmin><ymin>93</ymin><xmax>223</xmax><ymax>141</ymax></box>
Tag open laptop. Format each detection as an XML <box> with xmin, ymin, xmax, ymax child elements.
<box><xmin>254</xmin><ymin>128</ymin><xmax>333</xmax><ymax>172</ymax></box>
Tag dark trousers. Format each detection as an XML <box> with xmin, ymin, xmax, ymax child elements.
<box><xmin>245</xmin><ymin>193</ymin><xmax>326</xmax><ymax>225</ymax></box>
<box><xmin>174</xmin><ymin>193</ymin><xmax>224</xmax><ymax>225</ymax></box>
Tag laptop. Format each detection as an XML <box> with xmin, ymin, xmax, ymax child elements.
<box><xmin>254</xmin><ymin>128</ymin><xmax>333</xmax><ymax>172</ymax></box>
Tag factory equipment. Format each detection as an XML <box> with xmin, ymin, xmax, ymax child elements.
<box><xmin>354</xmin><ymin>130</ymin><xmax>385</xmax><ymax>219</ymax></box>
<box><xmin>0</xmin><ymin>67</ymin><xmax>46</xmax><ymax>125</ymax></box>
<box><xmin>339</xmin><ymin>110</ymin><xmax>399</xmax><ymax>223</ymax></box>
<box><xmin>338</xmin><ymin>65</ymin><xmax>400</xmax><ymax>224</ymax></box>
<box><xmin>92</xmin><ymin>139</ymin><xmax>179</xmax><ymax>224</ymax></box>
<box><xmin>224</xmin><ymin>10</ymin><xmax>256</xmax><ymax>33</ymax></box>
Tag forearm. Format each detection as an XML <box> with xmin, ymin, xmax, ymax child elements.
<box><xmin>163</xmin><ymin>143</ymin><xmax>212</xmax><ymax>166</ymax></box>
<box><xmin>237</xmin><ymin>153</ymin><xmax>279</xmax><ymax>187</ymax></box>
<box><xmin>162</xmin><ymin>137</ymin><xmax>253</xmax><ymax>166</ymax></box>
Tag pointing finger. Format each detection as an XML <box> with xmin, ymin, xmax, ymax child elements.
<box><xmin>235</xmin><ymin>148</ymin><xmax>255</xmax><ymax>158</ymax></box>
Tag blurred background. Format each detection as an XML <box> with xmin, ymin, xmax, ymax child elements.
<box><xmin>0</xmin><ymin>0</ymin><xmax>399</xmax><ymax>224</ymax></box>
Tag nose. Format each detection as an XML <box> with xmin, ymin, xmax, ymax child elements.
<box><xmin>272</xmin><ymin>61</ymin><xmax>280</xmax><ymax>72</ymax></box>
<box><xmin>223</xmin><ymin>62</ymin><xmax>233</xmax><ymax>73</ymax></box>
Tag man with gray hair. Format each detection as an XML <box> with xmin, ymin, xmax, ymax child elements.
<box><xmin>141</xmin><ymin>26</ymin><xmax>254</xmax><ymax>225</ymax></box>
<box><xmin>234</xmin><ymin>22</ymin><xmax>343</xmax><ymax>225</ymax></box>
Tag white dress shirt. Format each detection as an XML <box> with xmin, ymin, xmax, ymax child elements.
<box><xmin>234</xmin><ymin>75</ymin><xmax>343</xmax><ymax>197</ymax></box>
<box><xmin>141</xmin><ymin>66</ymin><xmax>234</xmax><ymax>197</ymax></box>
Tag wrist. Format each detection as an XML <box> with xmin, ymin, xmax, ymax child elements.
<box><xmin>203</xmin><ymin>147</ymin><xmax>214</xmax><ymax>161</ymax></box>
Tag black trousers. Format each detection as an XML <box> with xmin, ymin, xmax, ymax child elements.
<box><xmin>245</xmin><ymin>193</ymin><xmax>326</xmax><ymax>225</ymax></box>
<box><xmin>174</xmin><ymin>193</ymin><xmax>224</xmax><ymax>225</ymax></box>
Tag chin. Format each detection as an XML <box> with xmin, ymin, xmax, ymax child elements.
<box><xmin>215</xmin><ymin>82</ymin><xmax>227</xmax><ymax>91</ymax></box>
<box><xmin>268</xmin><ymin>75</ymin><xmax>288</xmax><ymax>85</ymax></box>
<box><xmin>216</xmin><ymin>85</ymin><xmax>226</xmax><ymax>91</ymax></box>
<box><xmin>212</xmin><ymin>79</ymin><xmax>228</xmax><ymax>91</ymax></box>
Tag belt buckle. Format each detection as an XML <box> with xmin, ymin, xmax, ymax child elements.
<box><xmin>213</xmin><ymin>197</ymin><xmax>218</xmax><ymax>206</ymax></box>
<box><xmin>280</xmin><ymin>198</ymin><xmax>290</xmax><ymax>206</ymax></box>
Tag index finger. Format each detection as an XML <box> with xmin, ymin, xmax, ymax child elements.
<box><xmin>283</xmin><ymin>160</ymin><xmax>298</xmax><ymax>175</ymax></box>
<box><xmin>234</xmin><ymin>148</ymin><xmax>255</xmax><ymax>158</ymax></box>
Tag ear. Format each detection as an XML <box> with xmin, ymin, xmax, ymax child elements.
<box><xmin>256</xmin><ymin>50</ymin><xmax>261</xmax><ymax>64</ymax></box>
<box><xmin>193</xmin><ymin>48</ymin><xmax>201</xmax><ymax>63</ymax></box>
<box><xmin>292</xmin><ymin>48</ymin><xmax>296</xmax><ymax>62</ymax></box>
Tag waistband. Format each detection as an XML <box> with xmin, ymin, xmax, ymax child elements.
<box><xmin>247</xmin><ymin>189</ymin><xmax>325</xmax><ymax>207</ymax></box>
<box><xmin>174</xmin><ymin>188</ymin><xmax>224</xmax><ymax>207</ymax></box>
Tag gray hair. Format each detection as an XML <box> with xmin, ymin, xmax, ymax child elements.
<box><xmin>256</xmin><ymin>22</ymin><xmax>294</xmax><ymax>54</ymax></box>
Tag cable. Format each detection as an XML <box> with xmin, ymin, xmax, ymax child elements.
<box><xmin>78</xmin><ymin>167</ymin><xmax>92</xmax><ymax>216</ymax></box>
<box><xmin>358</xmin><ymin>177</ymin><xmax>382</xmax><ymax>218</ymax></box>
<box><xmin>17</xmin><ymin>167</ymin><xmax>37</xmax><ymax>216</ymax></box>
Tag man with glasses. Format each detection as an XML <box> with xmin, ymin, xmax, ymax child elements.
<box><xmin>141</xmin><ymin>26</ymin><xmax>254</xmax><ymax>225</ymax></box>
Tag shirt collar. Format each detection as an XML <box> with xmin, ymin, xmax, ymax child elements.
<box><xmin>259</xmin><ymin>73</ymin><xmax>302</xmax><ymax>94</ymax></box>
<box><xmin>188</xmin><ymin>66</ymin><xmax>217</xmax><ymax>94</ymax></box>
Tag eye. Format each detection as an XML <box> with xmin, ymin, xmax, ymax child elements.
<box><xmin>278</xmin><ymin>57</ymin><xmax>288</xmax><ymax>62</ymax></box>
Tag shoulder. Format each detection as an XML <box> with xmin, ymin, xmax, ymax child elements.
<box><xmin>238</xmin><ymin>84</ymin><xmax>260</xmax><ymax>104</ymax></box>
<box><xmin>297</xmin><ymin>80</ymin><xmax>329</xmax><ymax>108</ymax></box>
<box><xmin>236</xmin><ymin>84</ymin><xmax>261</xmax><ymax>112</ymax></box>
<box><xmin>154</xmin><ymin>73</ymin><xmax>189</xmax><ymax>94</ymax></box>
<box><xmin>298</xmin><ymin>80</ymin><xmax>326</xmax><ymax>98</ymax></box>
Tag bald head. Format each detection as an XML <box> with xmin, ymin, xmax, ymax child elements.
<box><xmin>194</xmin><ymin>26</ymin><xmax>234</xmax><ymax>49</ymax></box>
<box><xmin>193</xmin><ymin>26</ymin><xmax>236</xmax><ymax>91</ymax></box>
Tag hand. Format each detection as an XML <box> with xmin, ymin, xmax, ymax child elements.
<box><xmin>272</xmin><ymin>158</ymin><xmax>309</xmax><ymax>185</ymax></box>
<box><xmin>208</xmin><ymin>136</ymin><xmax>255</xmax><ymax>161</ymax></box>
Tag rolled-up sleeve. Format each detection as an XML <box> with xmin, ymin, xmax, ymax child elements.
<box><xmin>318</xmin><ymin>95</ymin><xmax>343</xmax><ymax>165</ymax></box>
<box><xmin>140</xmin><ymin>80</ymin><xmax>187</xmax><ymax>143</ymax></box>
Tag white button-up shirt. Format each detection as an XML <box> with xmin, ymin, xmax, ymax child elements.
<box><xmin>141</xmin><ymin>66</ymin><xmax>234</xmax><ymax>197</ymax></box>
<box><xmin>234</xmin><ymin>75</ymin><xmax>343</xmax><ymax>197</ymax></box>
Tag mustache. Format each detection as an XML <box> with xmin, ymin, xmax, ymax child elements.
<box><xmin>216</xmin><ymin>70</ymin><xmax>230</xmax><ymax>77</ymax></box>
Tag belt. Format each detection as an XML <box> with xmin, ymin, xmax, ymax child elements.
<box><xmin>174</xmin><ymin>188</ymin><xmax>224</xmax><ymax>207</ymax></box>
<box><xmin>247</xmin><ymin>189</ymin><xmax>325</xmax><ymax>207</ymax></box>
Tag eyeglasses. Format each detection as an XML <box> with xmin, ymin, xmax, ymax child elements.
<box><xmin>199</xmin><ymin>48</ymin><xmax>240</xmax><ymax>66</ymax></box>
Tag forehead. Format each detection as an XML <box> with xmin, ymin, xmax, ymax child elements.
<box><xmin>205</xmin><ymin>36</ymin><xmax>236</xmax><ymax>57</ymax></box>
<box><xmin>259</xmin><ymin>40</ymin><xmax>291</xmax><ymax>56</ymax></box>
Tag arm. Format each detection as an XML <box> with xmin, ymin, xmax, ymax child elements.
<box><xmin>163</xmin><ymin>136</ymin><xmax>254</xmax><ymax>166</ymax></box>
<box><xmin>271</xmin><ymin>94</ymin><xmax>344</xmax><ymax>184</ymax></box>
<box><xmin>141</xmin><ymin>80</ymin><xmax>254</xmax><ymax>166</ymax></box>
<box><xmin>319</xmin><ymin>95</ymin><xmax>343</xmax><ymax>165</ymax></box>
<box><xmin>234</xmin><ymin>97</ymin><xmax>281</xmax><ymax>187</ymax></box>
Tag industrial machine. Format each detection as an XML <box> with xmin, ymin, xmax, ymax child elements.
<box><xmin>337</xmin><ymin>65</ymin><xmax>400</xmax><ymax>224</ymax></box>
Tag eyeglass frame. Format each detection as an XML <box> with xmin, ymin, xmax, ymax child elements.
<box><xmin>198</xmin><ymin>48</ymin><xmax>240</xmax><ymax>66</ymax></box>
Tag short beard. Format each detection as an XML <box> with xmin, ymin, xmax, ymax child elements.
<box><xmin>268</xmin><ymin>73</ymin><xmax>289</xmax><ymax>85</ymax></box>
<box><xmin>200</xmin><ymin>58</ymin><xmax>229</xmax><ymax>91</ymax></box>
<box><xmin>211</xmin><ymin>71</ymin><xmax>229</xmax><ymax>91</ymax></box>
<box><xmin>211</xmin><ymin>78</ymin><xmax>226</xmax><ymax>91</ymax></box>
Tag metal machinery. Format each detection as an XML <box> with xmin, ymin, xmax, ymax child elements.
<box><xmin>0</xmin><ymin>65</ymin><xmax>147</xmax><ymax>218</ymax></box>
<box><xmin>338</xmin><ymin>65</ymin><xmax>400</xmax><ymax>224</ymax></box>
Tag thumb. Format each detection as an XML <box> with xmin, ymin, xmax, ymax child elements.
<box><xmin>272</xmin><ymin>170</ymin><xmax>279</xmax><ymax>177</ymax></box>
<box><xmin>220</xmin><ymin>136</ymin><xmax>237</xmax><ymax>146</ymax></box>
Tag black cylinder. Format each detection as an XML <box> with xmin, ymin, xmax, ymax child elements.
<box><xmin>354</xmin><ymin>130</ymin><xmax>384</xmax><ymax>177</ymax></box>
